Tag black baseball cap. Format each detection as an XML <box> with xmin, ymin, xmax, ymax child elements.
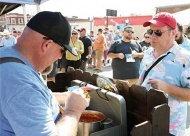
<box><xmin>27</xmin><ymin>11</ymin><xmax>77</xmax><ymax>56</ymax></box>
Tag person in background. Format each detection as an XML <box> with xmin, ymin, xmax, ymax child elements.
<box><xmin>47</xmin><ymin>61</ymin><xmax>58</xmax><ymax>82</ymax></box>
<box><xmin>79</xmin><ymin>28</ymin><xmax>92</xmax><ymax>71</ymax></box>
<box><xmin>93</xmin><ymin>28</ymin><xmax>105</xmax><ymax>72</ymax></box>
<box><xmin>108</xmin><ymin>26</ymin><xmax>143</xmax><ymax>85</ymax></box>
<box><xmin>0</xmin><ymin>11</ymin><xmax>88</xmax><ymax>136</ymax></box>
<box><xmin>139</xmin><ymin>12</ymin><xmax>190</xmax><ymax>136</ymax></box>
<box><xmin>0</xmin><ymin>32</ymin><xmax>3</xmax><ymax>46</ymax></box>
<box><xmin>18</xmin><ymin>30</ymin><xmax>23</xmax><ymax>37</ymax></box>
<box><xmin>12</xmin><ymin>30</ymin><xmax>19</xmax><ymax>40</ymax></box>
<box><xmin>139</xmin><ymin>31</ymin><xmax>151</xmax><ymax>51</ymax></box>
<box><xmin>186</xmin><ymin>26</ymin><xmax>190</xmax><ymax>39</ymax></box>
<box><xmin>175</xmin><ymin>22</ymin><xmax>190</xmax><ymax>133</ymax></box>
<box><xmin>113</xmin><ymin>30</ymin><xmax>122</xmax><ymax>42</ymax></box>
<box><xmin>57</xmin><ymin>53</ymin><xmax>67</xmax><ymax>73</ymax></box>
<box><xmin>66</xmin><ymin>29</ymin><xmax>84</xmax><ymax>70</ymax></box>
<box><xmin>42</xmin><ymin>64</ymin><xmax>54</xmax><ymax>84</ymax></box>
<box><xmin>103</xmin><ymin>27</ymin><xmax>113</xmax><ymax>66</ymax></box>
<box><xmin>175</xmin><ymin>22</ymin><xmax>190</xmax><ymax>51</ymax></box>
<box><xmin>0</xmin><ymin>29</ymin><xmax>16</xmax><ymax>47</ymax></box>
<box><xmin>109</xmin><ymin>29</ymin><xmax>115</xmax><ymax>37</ymax></box>
<box><xmin>88</xmin><ymin>30</ymin><xmax>96</xmax><ymax>68</ymax></box>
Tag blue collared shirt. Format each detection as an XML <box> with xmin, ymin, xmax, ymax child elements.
<box><xmin>178</xmin><ymin>35</ymin><xmax>190</xmax><ymax>51</ymax></box>
<box><xmin>0</xmin><ymin>35</ymin><xmax>16</xmax><ymax>47</ymax></box>
<box><xmin>139</xmin><ymin>43</ymin><xmax>190</xmax><ymax>136</ymax></box>
<box><xmin>0</xmin><ymin>47</ymin><xmax>59</xmax><ymax>136</ymax></box>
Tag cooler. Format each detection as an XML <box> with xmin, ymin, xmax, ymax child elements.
<box><xmin>71</xmin><ymin>80</ymin><xmax>127</xmax><ymax>136</ymax></box>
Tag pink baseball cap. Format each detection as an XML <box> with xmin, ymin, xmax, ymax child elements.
<box><xmin>143</xmin><ymin>12</ymin><xmax>176</xmax><ymax>29</ymax></box>
<box><xmin>79</xmin><ymin>28</ymin><xmax>86</xmax><ymax>32</ymax></box>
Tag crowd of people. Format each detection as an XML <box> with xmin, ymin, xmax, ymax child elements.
<box><xmin>0</xmin><ymin>29</ymin><xmax>18</xmax><ymax>47</ymax></box>
<box><xmin>0</xmin><ymin>11</ymin><xmax>190</xmax><ymax>136</ymax></box>
<box><xmin>45</xmin><ymin>25</ymin><xmax>124</xmax><ymax>81</ymax></box>
<box><xmin>44</xmin><ymin>23</ymin><xmax>153</xmax><ymax>82</ymax></box>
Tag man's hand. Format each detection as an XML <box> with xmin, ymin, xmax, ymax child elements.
<box><xmin>86</xmin><ymin>54</ymin><xmax>91</xmax><ymax>59</ymax></box>
<box><xmin>131</xmin><ymin>50</ymin><xmax>138</xmax><ymax>58</ymax></box>
<box><xmin>65</xmin><ymin>90</ymin><xmax>88</xmax><ymax>116</ymax></box>
<box><xmin>147</xmin><ymin>78</ymin><xmax>169</xmax><ymax>93</ymax></box>
<box><xmin>118</xmin><ymin>53</ymin><xmax>125</xmax><ymax>59</ymax></box>
<box><xmin>56</xmin><ymin>90</ymin><xmax>88</xmax><ymax>136</ymax></box>
<box><xmin>147</xmin><ymin>78</ymin><xmax>190</xmax><ymax>101</ymax></box>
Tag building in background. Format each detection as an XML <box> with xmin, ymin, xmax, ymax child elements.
<box><xmin>67</xmin><ymin>16</ymin><xmax>92</xmax><ymax>33</ymax></box>
<box><xmin>0</xmin><ymin>13</ymin><xmax>31</xmax><ymax>32</ymax></box>
<box><xmin>93</xmin><ymin>15</ymin><xmax>152</xmax><ymax>40</ymax></box>
<box><xmin>0</xmin><ymin>13</ymin><xmax>93</xmax><ymax>34</ymax></box>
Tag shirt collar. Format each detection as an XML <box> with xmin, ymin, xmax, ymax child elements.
<box><xmin>148</xmin><ymin>42</ymin><xmax>180</xmax><ymax>57</ymax></box>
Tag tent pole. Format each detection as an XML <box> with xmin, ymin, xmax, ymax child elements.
<box><xmin>35</xmin><ymin>0</ymin><xmax>41</xmax><ymax>13</ymax></box>
<box><xmin>36</xmin><ymin>4</ymin><xmax>41</xmax><ymax>13</ymax></box>
<box><xmin>0</xmin><ymin>5</ymin><xmax>7</xmax><ymax>15</ymax></box>
<box><xmin>22</xmin><ymin>4</ymin><xmax>27</xmax><ymax>26</ymax></box>
<box><xmin>4</xmin><ymin>14</ymin><xmax>8</xmax><ymax>29</ymax></box>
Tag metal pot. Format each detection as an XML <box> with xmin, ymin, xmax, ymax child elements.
<box><xmin>77</xmin><ymin>110</ymin><xmax>112</xmax><ymax>136</ymax></box>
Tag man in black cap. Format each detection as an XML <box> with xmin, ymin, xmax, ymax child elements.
<box><xmin>0</xmin><ymin>11</ymin><xmax>89</xmax><ymax>136</ymax></box>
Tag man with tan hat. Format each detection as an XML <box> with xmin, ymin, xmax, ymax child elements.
<box><xmin>0</xmin><ymin>29</ymin><xmax>16</xmax><ymax>47</ymax></box>
<box><xmin>139</xmin><ymin>12</ymin><xmax>190</xmax><ymax>136</ymax></box>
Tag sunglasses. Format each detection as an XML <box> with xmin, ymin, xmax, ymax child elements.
<box><xmin>145</xmin><ymin>36</ymin><xmax>150</xmax><ymax>38</ymax></box>
<box><xmin>43</xmin><ymin>37</ymin><xmax>65</xmax><ymax>54</ymax></box>
<box><xmin>148</xmin><ymin>29</ymin><xmax>171</xmax><ymax>37</ymax></box>
<box><xmin>72</xmin><ymin>33</ymin><xmax>77</xmax><ymax>35</ymax></box>
<box><xmin>125</xmin><ymin>30</ymin><xmax>134</xmax><ymax>34</ymax></box>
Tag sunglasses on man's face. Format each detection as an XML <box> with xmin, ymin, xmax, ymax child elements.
<box><xmin>125</xmin><ymin>30</ymin><xmax>134</xmax><ymax>34</ymax></box>
<box><xmin>148</xmin><ymin>29</ymin><xmax>171</xmax><ymax>37</ymax></box>
<box><xmin>145</xmin><ymin>36</ymin><xmax>150</xmax><ymax>38</ymax></box>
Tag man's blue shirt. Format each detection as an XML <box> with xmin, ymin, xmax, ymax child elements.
<box><xmin>0</xmin><ymin>47</ymin><xmax>59</xmax><ymax>136</ymax></box>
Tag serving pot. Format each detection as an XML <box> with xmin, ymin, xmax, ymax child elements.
<box><xmin>77</xmin><ymin>110</ymin><xmax>112</xmax><ymax>136</ymax></box>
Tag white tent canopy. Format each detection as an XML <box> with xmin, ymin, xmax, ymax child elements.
<box><xmin>0</xmin><ymin>0</ymin><xmax>49</xmax><ymax>25</ymax></box>
<box><xmin>173</xmin><ymin>9</ymin><xmax>190</xmax><ymax>25</ymax></box>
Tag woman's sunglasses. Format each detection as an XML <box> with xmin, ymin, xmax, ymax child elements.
<box><xmin>72</xmin><ymin>33</ymin><xmax>77</xmax><ymax>35</ymax></box>
<box><xmin>145</xmin><ymin>36</ymin><xmax>150</xmax><ymax>38</ymax></box>
<box><xmin>148</xmin><ymin>29</ymin><xmax>171</xmax><ymax>37</ymax></box>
